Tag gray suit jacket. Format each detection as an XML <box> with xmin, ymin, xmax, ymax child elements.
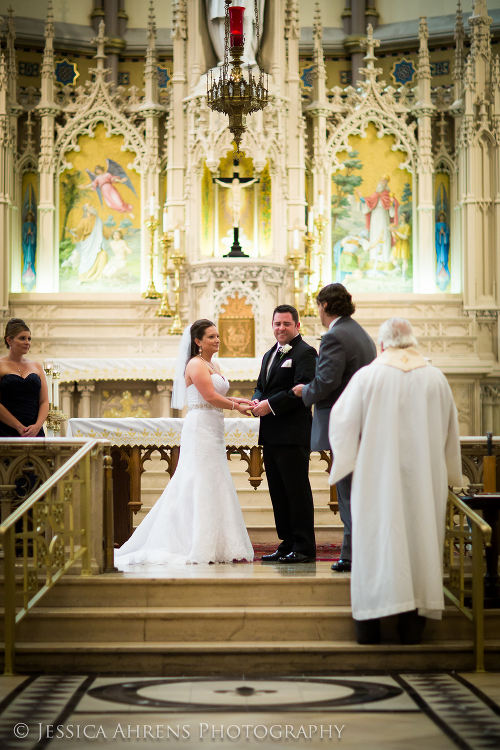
<box><xmin>302</xmin><ymin>316</ymin><xmax>377</xmax><ymax>451</ymax></box>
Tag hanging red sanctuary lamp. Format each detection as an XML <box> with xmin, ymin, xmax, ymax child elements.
<box><xmin>207</xmin><ymin>0</ymin><xmax>268</xmax><ymax>155</ymax></box>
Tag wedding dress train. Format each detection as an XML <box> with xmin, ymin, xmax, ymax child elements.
<box><xmin>114</xmin><ymin>374</ymin><xmax>254</xmax><ymax>565</ymax></box>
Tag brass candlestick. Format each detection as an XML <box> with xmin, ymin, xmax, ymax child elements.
<box><xmin>168</xmin><ymin>251</ymin><xmax>186</xmax><ymax>335</ymax></box>
<box><xmin>156</xmin><ymin>232</ymin><xmax>174</xmax><ymax>317</ymax></box>
<box><xmin>46</xmin><ymin>409</ymin><xmax>68</xmax><ymax>435</ymax></box>
<box><xmin>314</xmin><ymin>213</ymin><xmax>328</xmax><ymax>294</ymax></box>
<box><xmin>143</xmin><ymin>215</ymin><xmax>160</xmax><ymax>299</ymax></box>
<box><xmin>301</xmin><ymin>234</ymin><xmax>317</xmax><ymax>318</ymax></box>
<box><xmin>286</xmin><ymin>249</ymin><xmax>303</xmax><ymax>313</ymax></box>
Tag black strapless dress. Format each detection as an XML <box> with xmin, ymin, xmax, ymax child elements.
<box><xmin>0</xmin><ymin>373</ymin><xmax>45</xmax><ymax>437</ymax></box>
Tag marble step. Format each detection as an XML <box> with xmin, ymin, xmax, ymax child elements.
<box><xmin>139</xmin><ymin>470</ymin><xmax>331</xmax><ymax>492</ymax></box>
<box><xmin>138</xmin><ymin>486</ymin><xmax>332</xmax><ymax>505</ymax></box>
<box><xmin>0</xmin><ymin>574</ymin><xmax>351</xmax><ymax>608</ymax></box>
<box><xmin>2</xmin><ymin>605</ymin><xmax>498</xmax><ymax>646</ymax></box>
<box><xmin>6</xmin><ymin>639</ymin><xmax>500</xmax><ymax>674</ymax></box>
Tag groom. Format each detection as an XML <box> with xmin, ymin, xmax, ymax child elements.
<box><xmin>251</xmin><ymin>305</ymin><xmax>318</xmax><ymax>563</ymax></box>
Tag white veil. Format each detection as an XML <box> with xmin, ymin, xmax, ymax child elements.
<box><xmin>171</xmin><ymin>324</ymin><xmax>192</xmax><ymax>410</ymax></box>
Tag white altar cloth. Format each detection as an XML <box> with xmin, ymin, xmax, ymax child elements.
<box><xmin>54</xmin><ymin>358</ymin><xmax>261</xmax><ymax>383</ymax></box>
<box><xmin>67</xmin><ymin>417</ymin><xmax>261</xmax><ymax>447</ymax></box>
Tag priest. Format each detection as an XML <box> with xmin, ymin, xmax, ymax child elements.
<box><xmin>328</xmin><ymin>318</ymin><xmax>462</xmax><ymax>645</ymax></box>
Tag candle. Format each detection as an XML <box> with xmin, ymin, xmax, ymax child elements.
<box><xmin>174</xmin><ymin>226</ymin><xmax>180</xmax><ymax>250</ymax></box>
<box><xmin>163</xmin><ymin>208</ymin><xmax>168</xmax><ymax>233</ymax></box>
<box><xmin>43</xmin><ymin>360</ymin><xmax>53</xmax><ymax>406</ymax></box>
<box><xmin>229</xmin><ymin>5</ymin><xmax>244</xmax><ymax>47</ymax></box>
<box><xmin>52</xmin><ymin>368</ymin><xmax>60</xmax><ymax>409</ymax></box>
<box><xmin>308</xmin><ymin>208</ymin><xmax>314</xmax><ymax>234</ymax></box>
<box><xmin>150</xmin><ymin>192</ymin><xmax>155</xmax><ymax>217</ymax></box>
<box><xmin>293</xmin><ymin>228</ymin><xmax>299</xmax><ymax>250</ymax></box>
<box><xmin>318</xmin><ymin>191</ymin><xmax>324</xmax><ymax>216</ymax></box>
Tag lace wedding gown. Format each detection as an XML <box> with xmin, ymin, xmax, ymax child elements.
<box><xmin>114</xmin><ymin>374</ymin><xmax>254</xmax><ymax>566</ymax></box>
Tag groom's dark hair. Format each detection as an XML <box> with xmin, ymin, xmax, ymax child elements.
<box><xmin>272</xmin><ymin>304</ymin><xmax>299</xmax><ymax>324</ymax></box>
<box><xmin>316</xmin><ymin>284</ymin><xmax>356</xmax><ymax>317</ymax></box>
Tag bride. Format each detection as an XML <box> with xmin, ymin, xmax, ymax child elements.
<box><xmin>115</xmin><ymin>319</ymin><xmax>255</xmax><ymax>566</ymax></box>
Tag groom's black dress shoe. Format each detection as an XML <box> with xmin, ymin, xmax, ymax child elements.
<box><xmin>331</xmin><ymin>559</ymin><xmax>351</xmax><ymax>572</ymax></box>
<box><xmin>261</xmin><ymin>550</ymin><xmax>288</xmax><ymax>562</ymax></box>
<box><xmin>278</xmin><ymin>551</ymin><xmax>316</xmax><ymax>564</ymax></box>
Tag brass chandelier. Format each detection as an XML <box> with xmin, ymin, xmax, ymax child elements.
<box><xmin>207</xmin><ymin>0</ymin><xmax>268</xmax><ymax>154</ymax></box>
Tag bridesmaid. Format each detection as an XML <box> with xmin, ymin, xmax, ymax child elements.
<box><xmin>0</xmin><ymin>319</ymin><xmax>49</xmax><ymax>437</ymax></box>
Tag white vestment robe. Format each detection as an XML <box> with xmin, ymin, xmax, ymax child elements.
<box><xmin>328</xmin><ymin>347</ymin><xmax>463</xmax><ymax>621</ymax></box>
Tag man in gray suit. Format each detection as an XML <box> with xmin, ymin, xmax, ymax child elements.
<box><xmin>292</xmin><ymin>283</ymin><xmax>376</xmax><ymax>571</ymax></box>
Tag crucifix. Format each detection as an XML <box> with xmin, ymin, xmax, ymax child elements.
<box><xmin>213</xmin><ymin>159</ymin><xmax>259</xmax><ymax>257</ymax></box>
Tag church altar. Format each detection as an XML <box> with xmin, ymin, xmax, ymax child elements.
<box><xmin>56</xmin><ymin>358</ymin><xmax>261</xmax><ymax>384</ymax></box>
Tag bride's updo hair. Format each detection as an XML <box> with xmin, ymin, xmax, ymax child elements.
<box><xmin>4</xmin><ymin>318</ymin><xmax>30</xmax><ymax>348</ymax></box>
<box><xmin>189</xmin><ymin>319</ymin><xmax>215</xmax><ymax>360</ymax></box>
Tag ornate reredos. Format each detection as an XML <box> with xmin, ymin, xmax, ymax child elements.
<box><xmin>54</xmin><ymin>26</ymin><xmax>146</xmax><ymax>176</ymax></box>
<box><xmin>325</xmin><ymin>28</ymin><xmax>418</xmax><ymax>176</ymax></box>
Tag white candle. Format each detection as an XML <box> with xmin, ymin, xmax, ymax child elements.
<box><xmin>308</xmin><ymin>208</ymin><xmax>314</xmax><ymax>233</ymax></box>
<box><xmin>52</xmin><ymin>369</ymin><xmax>60</xmax><ymax>409</ymax></box>
<box><xmin>163</xmin><ymin>208</ymin><xmax>168</xmax><ymax>233</ymax></box>
<box><xmin>318</xmin><ymin>191</ymin><xmax>324</xmax><ymax>216</ymax></box>
<box><xmin>293</xmin><ymin>228</ymin><xmax>299</xmax><ymax>250</ymax></box>
<box><xmin>150</xmin><ymin>192</ymin><xmax>155</xmax><ymax>217</ymax></box>
<box><xmin>174</xmin><ymin>227</ymin><xmax>180</xmax><ymax>250</ymax></box>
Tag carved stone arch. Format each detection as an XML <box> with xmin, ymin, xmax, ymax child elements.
<box><xmin>474</xmin><ymin>127</ymin><xmax>496</xmax><ymax>148</ymax></box>
<box><xmin>54</xmin><ymin>109</ymin><xmax>147</xmax><ymax>176</ymax></box>
<box><xmin>17</xmin><ymin>153</ymin><xmax>39</xmax><ymax>176</ymax></box>
<box><xmin>325</xmin><ymin>109</ymin><xmax>418</xmax><ymax>175</ymax></box>
<box><xmin>434</xmin><ymin>154</ymin><xmax>455</xmax><ymax>176</ymax></box>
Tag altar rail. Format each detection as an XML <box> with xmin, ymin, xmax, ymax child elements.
<box><xmin>0</xmin><ymin>438</ymin><xmax>113</xmax><ymax>675</ymax></box>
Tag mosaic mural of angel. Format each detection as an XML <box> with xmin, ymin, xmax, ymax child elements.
<box><xmin>78</xmin><ymin>159</ymin><xmax>137</xmax><ymax>217</ymax></box>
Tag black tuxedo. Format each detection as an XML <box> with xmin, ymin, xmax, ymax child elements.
<box><xmin>253</xmin><ymin>335</ymin><xmax>318</xmax><ymax>557</ymax></box>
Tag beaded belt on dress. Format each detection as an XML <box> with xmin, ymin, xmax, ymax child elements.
<box><xmin>187</xmin><ymin>403</ymin><xmax>223</xmax><ymax>413</ymax></box>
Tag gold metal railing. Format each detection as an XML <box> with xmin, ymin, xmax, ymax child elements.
<box><xmin>443</xmin><ymin>489</ymin><xmax>492</xmax><ymax>672</ymax></box>
<box><xmin>0</xmin><ymin>439</ymin><xmax>113</xmax><ymax>675</ymax></box>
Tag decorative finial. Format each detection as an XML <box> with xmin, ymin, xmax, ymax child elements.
<box><xmin>147</xmin><ymin>0</ymin><xmax>156</xmax><ymax>40</ymax></box>
<box><xmin>285</xmin><ymin>0</ymin><xmax>300</xmax><ymax>40</ymax></box>
<box><xmin>360</xmin><ymin>24</ymin><xmax>381</xmax><ymax>70</ymax></box>
<box><xmin>313</xmin><ymin>1</ymin><xmax>323</xmax><ymax>39</ymax></box>
<box><xmin>91</xmin><ymin>20</ymin><xmax>109</xmax><ymax>69</ymax></box>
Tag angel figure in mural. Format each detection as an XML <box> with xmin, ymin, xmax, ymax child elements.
<box><xmin>355</xmin><ymin>175</ymin><xmax>398</xmax><ymax>265</ymax></box>
<box><xmin>69</xmin><ymin>204</ymin><xmax>108</xmax><ymax>284</ymax></box>
<box><xmin>78</xmin><ymin>159</ymin><xmax>136</xmax><ymax>217</ymax></box>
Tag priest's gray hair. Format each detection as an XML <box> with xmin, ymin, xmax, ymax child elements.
<box><xmin>378</xmin><ymin>318</ymin><xmax>418</xmax><ymax>349</ymax></box>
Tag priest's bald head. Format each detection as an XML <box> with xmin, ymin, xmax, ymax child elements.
<box><xmin>378</xmin><ymin>317</ymin><xmax>418</xmax><ymax>352</ymax></box>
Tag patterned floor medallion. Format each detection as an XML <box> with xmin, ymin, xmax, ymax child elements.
<box><xmin>398</xmin><ymin>674</ymin><xmax>500</xmax><ymax>750</ymax></box>
<box><xmin>88</xmin><ymin>676</ymin><xmax>403</xmax><ymax>711</ymax></box>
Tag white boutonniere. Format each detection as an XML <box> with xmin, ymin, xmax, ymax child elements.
<box><xmin>278</xmin><ymin>344</ymin><xmax>292</xmax><ymax>358</ymax></box>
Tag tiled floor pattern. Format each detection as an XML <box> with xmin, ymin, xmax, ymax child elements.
<box><xmin>0</xmin><ymin>673</ymin><xmax>500</xmax><ymax>749</ymax></box>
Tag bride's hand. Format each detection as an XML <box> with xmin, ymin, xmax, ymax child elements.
<box><xmin>234</xmin><ymin>402</ymin><xmax>253</xmax><ymax>415</ymax></box>
<box><xmin>231</xmin><ymin>397</ymin><xmax>253</xmax><ymax>406</ymax></box>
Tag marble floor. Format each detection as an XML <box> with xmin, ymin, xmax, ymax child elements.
<box><xmin>0</xmin><ymin>672</ymin><xmax>499</xmax><ymax>749</ymax></box>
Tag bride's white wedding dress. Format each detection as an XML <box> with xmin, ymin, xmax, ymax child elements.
<box><xmin>114</xmin><ymin>374</ymin><xmax>254</xmax><ymax>566</ymax></box>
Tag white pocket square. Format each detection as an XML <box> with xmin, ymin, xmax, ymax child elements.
<box><xmin>281</xmin><ymin>359</ymin><xmax>292</xmax><ymax>368</ymax></box>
